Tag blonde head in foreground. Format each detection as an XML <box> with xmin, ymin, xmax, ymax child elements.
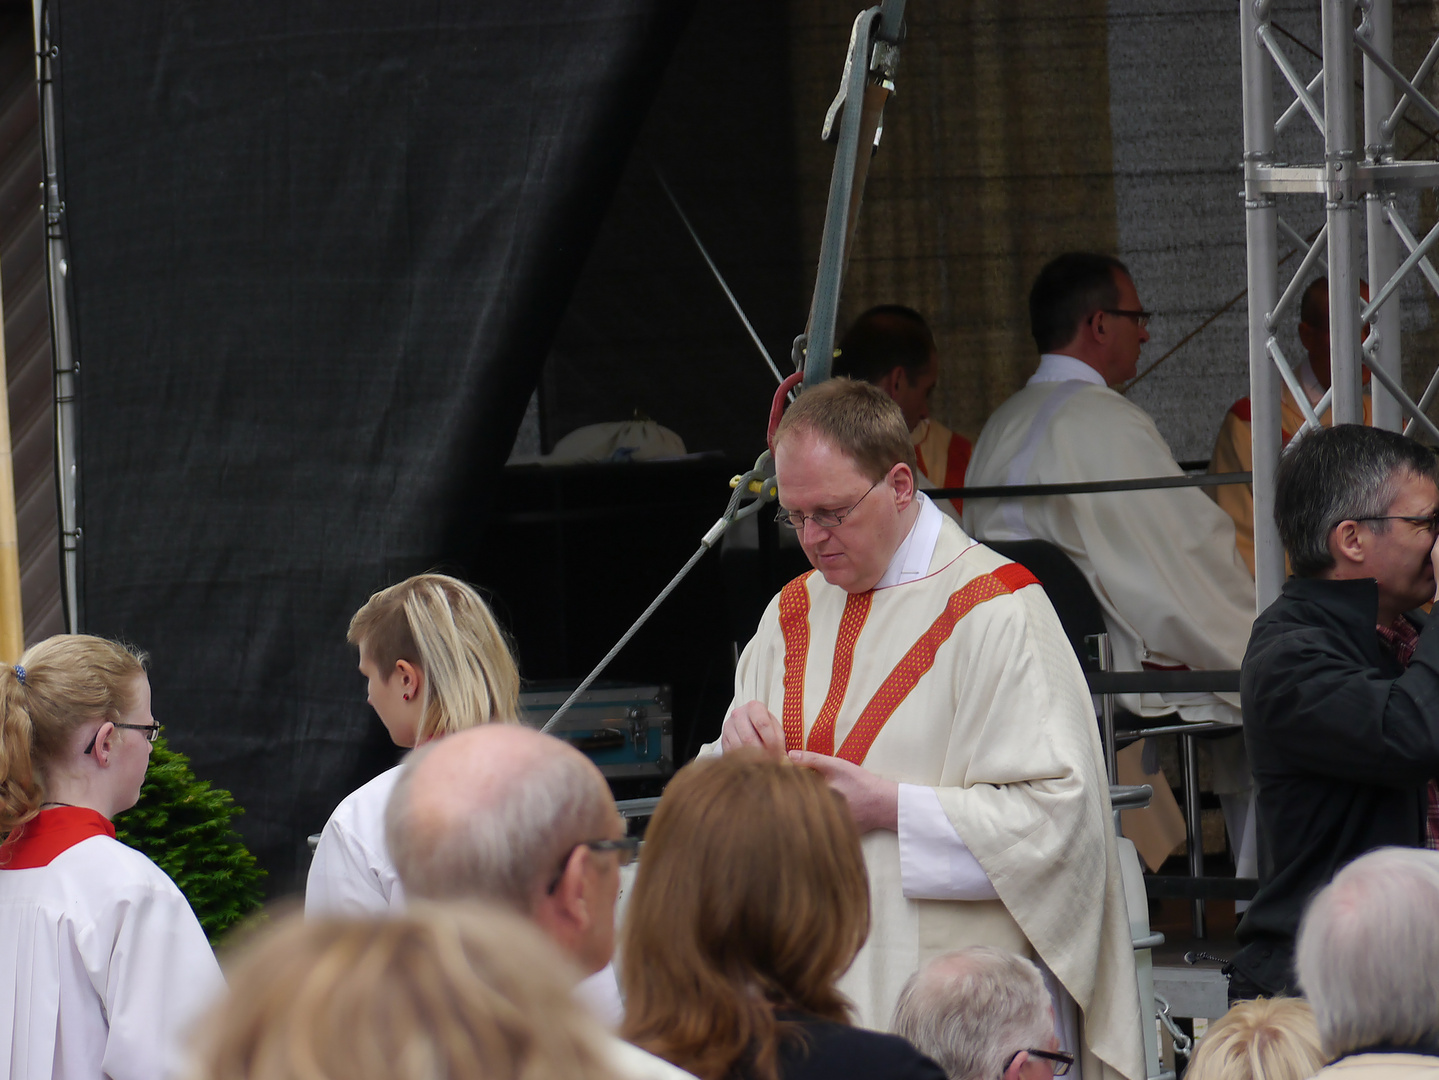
<box><xmin>190</xmin><ymin>902</ymin><xmax>619</xmax><ymax>1080</ymax></box>
<box><xmin>1185</xmin><ymin>998</ymin><xmax>1325</xmax><ymax>1080</ymax></box>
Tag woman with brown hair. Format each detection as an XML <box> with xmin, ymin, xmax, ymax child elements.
<box><xmin>306</xmin><ymin>572</ymin><xmax>521</xmax><ymax>915</ymax></box>
<box><xmin>620</xmin><ymin>749</ymin><xmax>946</xmax><ymax>1080</ymax></box>
<box><xmin>191</xmin><ymin>902</ymin><xmax>622</xmax><ymax>1080</ymax></box>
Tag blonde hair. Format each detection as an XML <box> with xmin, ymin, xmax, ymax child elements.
<box><xmin>0</xmin><ymin>634</ymin><xmax>148</xmax><ymax>843</ymax></box>
<box><xmin>347</xmin><ymin>573</ymin><xmax>520</xmax><ymax>741</ymax></box>
<box><xmin>620</xmin><ymin>749</ymin><xmax>870</xmax><ymax>1080</ymax></box>
<box><xmin>773</xmin><ymin>377</ymin><xmax>917</xmax><ymax>482</ymax></box>
<box><xmin>190</xmin><ymin>902</ymin><xmax>621</xmax><ymax>1080</ymax></box>
<box><xmin>1186</xmin><ymin>999</ymin><xmax>1326</xmax><ymax>1080</ymax></box>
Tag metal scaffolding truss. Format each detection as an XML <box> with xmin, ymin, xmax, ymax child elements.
<box><xmin>1241</xmin><ymin>0</ymin><xmax>1439</xmax><ymax>609</ymax></box>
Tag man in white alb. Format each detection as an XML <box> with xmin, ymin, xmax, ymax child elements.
<box><xmin>715</xmin><ymin>378</ymin><xmax>1143</xmax><ymax>1080</ymax></box>
<box><xmin>963</xmin><ymin>253</ymin><xmax>1258</xmax><ymax>869</ymax></box>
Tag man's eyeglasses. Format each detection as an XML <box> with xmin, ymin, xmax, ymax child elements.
<box><xmin>84</xmin><ymin>722</ymin><xmax>162</xmax><ymax>755</ymax></box>
<box><xmin>545</xmin><ymin>837</ymin><xmax>641</xmax><ymax>894</ymax></box>
<box><xmin>1002</xmin><ymin>1049</ymin><xmax>1074</xmax><ymax>1077</ymax></box>
<box><xmin>776</xmin><ymin>478</ymin><xmax>882</xmax><ymax>531</ymax></box>
<box><xmin>1355</xmin><ymin>512</ymin><xmax>1439</xmax><ymax>534</ymax></box>
<box><xmin>1099</xmin><ymin>308</ymin><xmax>1151</xmax><ymax>329</ymax></box>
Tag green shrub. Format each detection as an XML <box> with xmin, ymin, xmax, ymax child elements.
<box><xmin>113</xmin><ymin>736</ymin><xmax>265</xmax><ymax>943</ymax></box>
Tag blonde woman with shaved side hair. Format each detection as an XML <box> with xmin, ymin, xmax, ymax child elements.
<box><xmin>306</xmin><ymin>572</ymin><xmax>520</xmax><ymax>916</ymax></box>
<box><xmin>190</xmin><ymin>903</ymin><xmax>623</xmax><ymax>1080</ymax></box>
<box><xmin>1185</xmin><ymin>999</ymin><xmax>1324</xmax><ymax>1080</ymax></box>
<box><xmin>0</xmin><ymin>635</ymin><xmax>223</xmax><ymax>1080</ymax></box>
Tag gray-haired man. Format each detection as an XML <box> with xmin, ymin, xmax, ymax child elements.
<box><xmin>893</xmin><ymin>946</ymin><xmax>1071</xmax><ymax>1080</ymax></box>
<box><xmin>1229</xmin><ymin>424</ymin><xmax>1439</xmax><ymax>1001</ymax></box>
<box><xmin>1297</xmin><ymin>847</ymin><xmax>1439</xmax><ymax>1078</ymax></box>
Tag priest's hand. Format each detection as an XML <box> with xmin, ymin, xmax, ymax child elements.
<box><xmin>721</xmin><ymin>701</ymin><xmax>787</xmax><ymax>759</ymax></box>
<box><xmin>789</xmin><ymin>750</ymin><xmax>899</xmax><ymax>833</ymax></box>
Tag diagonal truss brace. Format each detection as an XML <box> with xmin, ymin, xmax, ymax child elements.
<box><xmin>1267</xmin><ymin>339</ymin><xmax>1325</xmax><ymax>435</ymax></box>
<box><xmin>1278</xmin><ymin>217</ymin><xmax>1327</xmax><ymax>270</ymax></box>
<box><xmin>1382</xmin><ymin>34</ymin><xmax>1439</xmax><ymax>138</ymax></box>
<box><xmin>1385</xmin><ymin>206</ymin><xmax>1439</xmax><ymax>299</ymax></box>
<box><xmin>1361</xmin><ymin>215</ymin><xmax>1439</xmax><ymax>323</ymax></box>
<box><xmin>1268</xmin><ymin>221</ymin><xmax>1328</xmax><ymax>330</ymax></box>
<box><xmin>1258</xmin><ymin>24</ymin><xmax>1325</xmax><ymax>133</ymax></box>
<box><xmin>1354</xmin><ymin>29</ymin><xmax>1439</xmax><ymax>134</ymax></box>
<box><xmin>1276</xmin><ymin>67</ymin><xmax>1324</xmax><ymax>135</ymax></box>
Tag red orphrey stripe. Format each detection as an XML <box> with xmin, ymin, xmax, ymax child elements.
<box><xmin>0</xmin><ymin>806</ymin><xmax>115</xmax><ymax>869</ymax></box>
<box><xmin>779</xmin><ymin>561</ymin><xmax>1040</xmax><ymax>766</ymax></box>
<box><xmin>805</xmin><ymin>591</ymin><xmax>874</xmax><ymax>757</ymax></box>
<box><xmin>777</xmin><ymin>571</ymin><xmax>814</xmax><ymax>751</ymax></box>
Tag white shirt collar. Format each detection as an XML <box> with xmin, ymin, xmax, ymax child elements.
<box><xmin>875</xmin><ymin>492</ymin><xmax>944</xmax><ymax>590</ymax></box>
<box><xmin>1297</xmin><ymin>358</ymin><xmax>1324</xmax><ymax>407</ymax></box>
<box><xmin>1027</xmin><ymin>353</ymin><xmax>1108</xmax><ymax>388</ymax></box>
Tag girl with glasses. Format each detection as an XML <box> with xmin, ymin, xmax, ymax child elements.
<box><xmin>306</xmin><ymin>573</ymin><xmax>520</xmax><ymax>916</ymax></box>
<box><xmin>0</xmin><ymin>634</ymin><xmax>222</xmax><ymax>1080</ymax></box>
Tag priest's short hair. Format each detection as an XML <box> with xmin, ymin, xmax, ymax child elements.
<box><xmin>775</xmin><ymin>377</ymin><xmax>917</xmax><ymax>480</ymax></box>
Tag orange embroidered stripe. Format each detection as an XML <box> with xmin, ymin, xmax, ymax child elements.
<box><xmin>835</xmin><ymin>562</ymin><xmax>1040</xmax><ymax>766</ymax></box>
<box><xmin>777</xmin><ymin>571</ymin><xmax>814</xmax><ymax>751</ymax></box>
<box><xmin>805</xmin><ymin>591</ymin><xmax>873</xmax><ymax>757</ymax></box>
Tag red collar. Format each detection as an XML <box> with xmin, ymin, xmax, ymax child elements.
<box><xmin>0</xmin><ymin>806</ymin><xmax>115</xmax><ymax>869</ymax></box>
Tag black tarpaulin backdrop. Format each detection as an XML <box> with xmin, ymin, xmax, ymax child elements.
<box><xmin>53</xmin><ymin>0</ymin><xmax>693</xmax><ymax>891</ymax></box>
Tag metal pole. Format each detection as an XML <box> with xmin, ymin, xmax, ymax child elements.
<box><xmin>1363</xmin><ymin>0</ymin><xmax>1401</xmax><ymax>431</ymax></box>
<box><xmin>1323</xmin><ymin>0</ymin><xmax>1364</xmax><ymax>425</ymax></box>
<box><xmin>1183</xmin><ymin>733</ymin><xmax>1207</xmax><ymax>939</ymax></box>
<box><xmin>36</xmin><ymin>0</ymin><xmax>80</xmax><ymax>633</ymax></box>
<box><xmin>1242</xmin><ymin>0</ymin><xmax>1285</xmax><ymax>610</ymax></box>
<box><xmin>802</xmin><ymin>6</ymin><xmax>881</xmax><ymax>388</ymax></box>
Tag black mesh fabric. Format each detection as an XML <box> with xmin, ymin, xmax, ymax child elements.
<box><xmin>53</xmin><ymin>0</ymin><xmax>693</xmax><ymax>891</ymax></box>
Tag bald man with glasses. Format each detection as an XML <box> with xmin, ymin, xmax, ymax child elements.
<box><xmin>1228</xmin><ymin>424</ymin><xmax>1439</xmax><ymax>1002</ymax></box>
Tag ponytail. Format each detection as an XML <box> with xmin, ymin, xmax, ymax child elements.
<box><xmin>0</xmin><ymin>635</ymin><xmax>148</xmax><ymax>843</ymax></box>
<box><xmin>0</xmin><ymin>666</ymin><xmax>40</xmax><ymax>842</ymax></box>
<box><xmin>348</xmin><ymin>573</ymin><xmax>521</xmax><ymax>741</ymax></box>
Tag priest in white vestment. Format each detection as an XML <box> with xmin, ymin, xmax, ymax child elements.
<box><xmin>963</xmin><ymin>253</ymin><xmax>1258</xmax><ymax>869</ymax></box>
<box><xmin>712</xmin><ymin>379</ymin><xmax>1144</xmax><ymax>1080</ymax></box>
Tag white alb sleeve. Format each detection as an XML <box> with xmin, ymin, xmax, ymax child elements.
<box><xmin>897</xmin><ymin>783</ymin><xmax>999</xmax><ymax>900</ymax></box>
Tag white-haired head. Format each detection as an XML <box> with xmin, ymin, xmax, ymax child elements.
<box><xmin>892</xmin><ymin>947</ymin><xmax>1054</xmax><ymax>1080</ymax></box>
<box><xmin>1296</xmin><ymin>846</ymin><xmax>1439</xmax><ymax>1056</ymax></box>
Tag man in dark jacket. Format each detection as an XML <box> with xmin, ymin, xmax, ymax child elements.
<box><xmin>1229</xmin><ymin>424</ymin><xmax>1439</xmax><ymax>1001</ymax></box>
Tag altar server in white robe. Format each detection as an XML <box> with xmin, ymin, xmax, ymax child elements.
<box><xmin>305</xmin><ymin>572</ymin><xmax>522</xmax><ymax>916</ymax></box>
<box><xmin>304</xmin><ymin>574</ymin><xmax>624</xmax><ymax>1025</ymax></box>
<box><xmin>715</xmin><ymin>379</ymin><xmax>1144</xmax><ymax>1080</ymax></box>
<box><xmin>963</xmin><ymin>253</ymin><xmax>1258</xmax><ymax>867</ymax></box>
<box><xmin>0</xmin><ymin>634</ymin><xmax>223</xmax><ymax>1080</ymax></box>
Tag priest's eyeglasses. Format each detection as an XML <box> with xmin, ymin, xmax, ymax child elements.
<box><xmin>1002</xmin><ymin>1049</ymin><xmax>1074</xmax><ymax>1077</ymax></box>
<box><xmin>1100</xmin><ymin>308</ymin><xmax>1151</xmax><ymax>329</ymax></box>
<box><xmin>545</xmin><ymin>837</ymin><xmax>641</xmax><ymax>894</ymax></box>
<box><xmin>84</xmin><ymin>722</ymin><xmax>162</xmax><ymax>755</ymax></box>
<box><xmin>776</xmin><ymin>479</ymin><xmax>882</xmax><ymax>530</ymax></box>
<box><xmin>1355</xmin><ymin>512</ymin><xmax>1439</xmax><ymax>534</ymax></box>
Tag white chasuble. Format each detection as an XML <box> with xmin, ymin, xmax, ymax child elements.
<box><xmin>719</xmin><ymin>516</ymin><xmax>1144</xmax><ymax>1080</ymax></box>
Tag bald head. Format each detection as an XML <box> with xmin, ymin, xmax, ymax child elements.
<box><xmin>893</xmin><ymin>947</ymin><xmax>1052</xmax><ymax>1080</ymax></box>
<box><xmin>385</xmin><ymin>724</ymin><xmax>617</xmax><ymax>912</ymax></box>
<box><xmin>1296</xmin><ymin>846</ymin><xmax>1439</xmax><ymax>1056</ymax></box>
